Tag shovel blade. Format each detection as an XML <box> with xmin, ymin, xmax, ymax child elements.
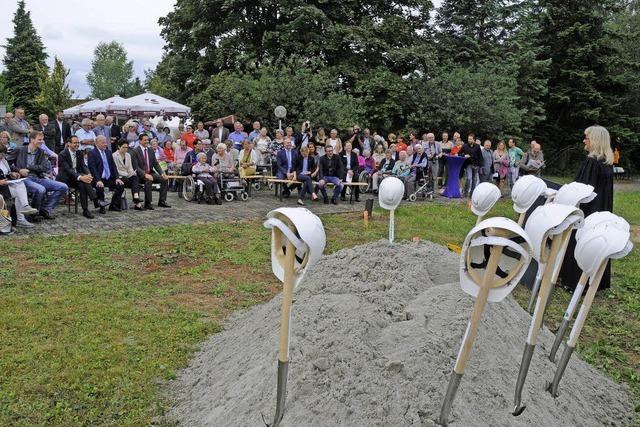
<box><xmin>513</xmin><ymin>343</ymin><xmax>536</xmax><ymax>416</ymax></box>
<box><xmin>548</xmin><ymin>345</ymin><xmax>574</xmax><ymax>398</ymax></box>
<box><xmin>263</xmin><ymin>360</ymin><xmax>289</xmax><ymax>427</ymax></box>
<box><xmin>549</xmin><ymin>319</ymin><xmax>570</xmax><ymax>362</ymax></box>
<box><xmin>438</xmin><ymin>371</ymin><xmax>463</xmax><ymax>426</ymax></box>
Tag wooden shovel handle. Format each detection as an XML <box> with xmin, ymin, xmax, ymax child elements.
<box><xmin>527</xmin><ymin>228</ymin><xmax>569</xmax><ymax>344</ymax></box>
<box><xmin>278</xmin><ymin>238</ymin><xmax>297</xmax><ymax>363</ymax></box>
<box><xmin>567</xmin><ymin>260</ymin><xmax>607</xmax><ymax>347</ymax></box>
<box><xmin>454</xmin><ymin>244</ymin><xmax>504</xmax><ymax>374</ymax></box>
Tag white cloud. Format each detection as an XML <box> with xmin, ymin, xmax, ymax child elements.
<box><xmin>0</xmin><ymin>0</ymin><xmax>176</xmax><ymax>97</ymax></box>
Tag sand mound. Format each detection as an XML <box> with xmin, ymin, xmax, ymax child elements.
<box><xmin>166</xmin><ymin>240</ymin><xmax>633</xmax><ymax>426</ymax></box>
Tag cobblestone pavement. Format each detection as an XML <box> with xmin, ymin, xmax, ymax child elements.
<box><xmin>8</xmin><ymin>186</ymin><xmax>458</xmax><ymax>237</ymax></box>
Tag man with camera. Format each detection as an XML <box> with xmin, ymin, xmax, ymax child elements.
<box><xmin>345</xmin><ymin>125</ymin><xmax>363</xmax><ymax>152</ymax></box>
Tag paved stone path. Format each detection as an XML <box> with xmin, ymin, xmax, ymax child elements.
<box><xmin>10</xmin><ymin>186</ymin><xmax>457</xmax><ymax>237</ymax></box>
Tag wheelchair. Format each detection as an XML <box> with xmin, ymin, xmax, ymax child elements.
<box><xmin>182</xmin><ymin>175</ymin><xmax>210</xmax><ymax>203</ymax></box>
<box><xmin>408</xmin><ymin>164</ymin><xmax>435</xmax><ymax>201</ymax></box>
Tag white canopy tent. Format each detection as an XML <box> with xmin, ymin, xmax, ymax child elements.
<box><xmin>77</xmin><ymin>95</ymin><xmax>126</xmax><ymax>116</ymax></box>
<box><xmin>106</xmin><ymin>92</ymin><xmax>191</xmax><ymax>117</ymax></box>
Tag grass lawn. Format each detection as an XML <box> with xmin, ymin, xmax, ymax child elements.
<box><xmin>1</xmin><ymin>191</ymin><xmax>638</xmax><ymax>425</ymax></box>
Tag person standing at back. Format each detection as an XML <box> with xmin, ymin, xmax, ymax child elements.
<box><xmin>507</xmin><ymin>138</ymin><xmax>524</xmax><ymax>187</ymax></box>
<box><xmin>479</xmin><ymin>140</ymin><xmax>494</xmax><ymax>183</ymax></box>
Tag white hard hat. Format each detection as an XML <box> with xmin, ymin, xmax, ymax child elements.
<box><xmin>575</xmin><ymin>211</ymin><xmax>630</xmax><ymax>241</ymax></box>
<box><xmin>264</xmin><ymin>207</ymin><xmax>326</xmax><ymax>289</ymax></box>
<box><xmin>378</xmin><ymin>177</ymin><xmax>404</xmax><ymax>210</ymax></box>
<box><xmin>554</xmin><ymin>182</ymin><xmax>596</xmax><ymax>207</ymax></box>
<box><xmin>524</xmin><ymin>203</ymin><xmax>584</xmax><ymax>262</ymax></box>
<box><xmin>471</xmin><ymin>182</ymin><xmax>501</xmax><ymax>216</ymax></box>
<box><xmin>511</xmin><ymin>175</ymin><xmax>547</xmax><ymax>213</ymax></box>
<box><xmin>575</xmin><ymin>226</ymin><xmax>632</xmax><ymax>279</ymax></box>
<box><xmin>460</xmin><ymin>217</ymin><xmax>533</xmax><ymax>302</ymax></box>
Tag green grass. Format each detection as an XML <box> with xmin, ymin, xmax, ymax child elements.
<box><xmin>0</xmin><ymin>192</ymin><xmax>638</xmax><ymax>425</ymax></box>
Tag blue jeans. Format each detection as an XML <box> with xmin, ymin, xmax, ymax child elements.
<box><xmin>297</xmin><ymin>174</ymin><xmax>314</xmax><ymax>199</ymax></box>
<box><xmin>318</xmin><ymin>176</ymin><xmax>342</xmax><ymax>201</ymax></box>
<box><xmin>24</xmin><ymin>177</ymin><xmax>68</xmax><ymax>214</ymax></box>
<box><xmin>464</xmin><ymin>165</ymin><xmax>479</xmax><ymax>196</ymax></box>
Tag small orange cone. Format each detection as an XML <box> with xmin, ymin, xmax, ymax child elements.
<box><xmin>363</xmin><ymin>210</ymin><xmax>369</xmax><ymax>227</ymax></box>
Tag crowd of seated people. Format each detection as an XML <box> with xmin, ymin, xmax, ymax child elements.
<box><xmin>0</xmin><ymin>108</ymin><xmax>545</xmax><ymax>235</ymax></box>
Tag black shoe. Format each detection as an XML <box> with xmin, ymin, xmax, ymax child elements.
<box><xmin>215</xmin><ymin>197</ymin><xmax>222</xmax><ymax>205</ymax></box>
<box><xmin>108</xmin><ymin>205</ymin><xmax>122</xmax><ymax>212</ymax></box>
<box><xmin>331</xmin><ymin>199</ymin><xmax>338</xmax><ymax>205</ymax></box>
<box><xmin>355</xmin><ymin>198</ymin><xmax>361</xmax><ymax>202</ymax></box>
<box><xmin>99</xmin><ymin>207</ymin><xmax>106</xmax><ymax>214</ymax></box>
<box><xmin>323</xmin><ymin>198</ymin><xmax>329</xmax><ymax>204</ymax></box>
<box><xmin>158</xmin><ymin>202</ymin><xmax>171</xmax><ymax>208</ymax></box>
<box><xmin>39</xmin><ymin>210</ymin><xmax>55</xmax><ymax>220</ymax></box>
<box><xmin>133</xmin><ymin>198</ymin><xmax>142</xmax><ymax>204</ymax></box>
<box><xmin>83</xmin><ymin>209</ymin><xmax>95</xmax><ymax>219</ymax></box>
<box><xmin>134</xmin><ymin>205</ymin><xmax>145</xmax><ymax>211</ymax></box>
<box><xmin>144</xmin><ymin>204</ymin><xmax>155</xmax><ymax>210</ymax></box>
<box><xmin>373</xmin><ymin>190</ymin><xmax>379</xmax><ymax>195</ymax></box>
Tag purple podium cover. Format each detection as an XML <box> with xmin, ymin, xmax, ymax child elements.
<box><xmin>442</xmin><ymin>154</ymin><xmax>466</xmax><ymax>198</ymax></box>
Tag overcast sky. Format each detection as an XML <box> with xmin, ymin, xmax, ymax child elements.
<box><xmin>0</xmin><ymin>0</ymin><xmax>176</xmax><ymax>98</ymax></box>
<box><xmin>0</xmin><ymin>0</ymin><xmax>442</xmax><ymax>99</ymax></box>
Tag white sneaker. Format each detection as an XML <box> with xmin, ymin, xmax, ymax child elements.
<box><xmin>20</xmin><ymin>206</ymin><xmax>38</xmax><ymax>215</ymax></box>
<box><xmin>16</xmin><ymin>219</ymin><xmax>34</xmax><ymax>228</ymax></box>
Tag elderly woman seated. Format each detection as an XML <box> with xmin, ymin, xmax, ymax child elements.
<box><xmin>372</xmin><ymin>149</ymin><xmax>395</xmax><ymax>194</ymax></box>
<box><xmin>392</xmin><ymin>150</ymin><xmax>412</xmax><ymax>198</ymax></box>
<box><xmin>212</xmin><ymin>143</ymin><xmax>236</xmax><ymax>175</ymax></box>
<box><xmin>0</xmin><ymin>132</ymin><xmax>38</xmax><ymax>228</ymax></box>
<box><xmin>238</xmin><ymin>139</ymin><xmax>259</xmax><ymax>178</ymax></box>
<box><xmin>192</xmin><ymin>152</ymin><xmax>221</xmax><ymax>204</ymax></box>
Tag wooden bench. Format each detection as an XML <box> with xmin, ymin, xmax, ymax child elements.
<box><xmin>268</xmin><ymin>179</ymin><xmax>368</xmax><ymax>204</ymax></box>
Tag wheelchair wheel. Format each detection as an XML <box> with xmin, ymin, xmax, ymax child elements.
<box><xmin>358</xmin><ymin>172</ymin><xmax>371</xmax><ymax>193</ymax></box>
<box><xmin>240</xmin><ymin>191</ymin><xmax>249</xmax><ymax>201</ymax></box>
<box><xmin>252</xmin><ymin>182</ymin><xmax>261</xmax><ymax>191</ymax></box>
<box><xmin>408</xmin><ymin>193</ymin><xmax>417</xmax><ymax>202</ymax></box>
<box><xmin>182</xmin><ymin>176</ymin><xmax>196</xmax><ymax>201</ymax></box>
<box><xmin>224</xmin><ymin>192</ymin><xmax>234</xmax><ymax>202</ymax></box>
<box><xmin>267</xmin><ymin>182</ymin><xmax>274</xmax><ymax>190</ymax></box>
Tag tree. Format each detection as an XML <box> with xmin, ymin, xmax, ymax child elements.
<box><xmin>124</xmin><ymin>77</ymin><xmax>145</xmax><ymax>97</ymax></box>
<box><xmin>536</xmin><ymin>0</ymin><xmax>632</xmax><ymax>152</ymax></box>
<box><xmin>2</xmin><ymin>0</ymin><xmax>48</xmax><ymax>119</ymax></box>
<box><xmin>156</xmin><ymin>0</ymin><xmax>435</xmax><ymax>106</ymax></box>
<box><xmin>408</xmin><ymin>63</ymin><xmax>523</xmax><ymax>137</ymax></box>
<box><xmin>35</xmin><ymin>57</ymin><xmax>74</xmax><ymax>116</ymax></box>
<box><xmin>0</xmin><ymin>73</ymin><xmax>15</xmax><ymax>112</ymax></box>
<box><xmin>86</xmin><ymin>41</ymin><xmax>134</xmax><ymax>99</ymax></box>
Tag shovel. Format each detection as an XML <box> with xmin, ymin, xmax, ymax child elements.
<box><xmin>389</xmin><ymin>209</ymin><xmax>396</xmax><ymax>243</ymax></box>
<box><xmin>263</xmin><ymin>237</ymin><xmax>297</xmax><ymax>427</ymax></box>
<box><xmin>439</xmin><ymin>244</ymin><xmax>504</xmax><ymax>426</ymax></box>
<box><xmin>548</xmin><ymin>272</ymin><xmax>588</xmax><ymax>362</ymax></box>
<box><xmin>547</xmin><ymin>263</ymin><xmax>606</xmax><ymax>397</ymax></box>
<box><xmin>512</xmin><ymin>228</ymin><xmax>568</xmax><ymax>416</ymax></box>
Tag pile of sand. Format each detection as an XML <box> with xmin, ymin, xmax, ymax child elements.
<box><xmin>166</xmin><ymin>240</ymin><xmax>633</xmax><ymax>426</ymax></box>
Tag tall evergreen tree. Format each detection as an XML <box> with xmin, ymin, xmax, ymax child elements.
<box><xmin>536</xmin><ymin>0</ymin><xmax>626</xmax><ymax>149</ymax></box>
<box><xmin>35</xmin><ymin>57</ymin><xmax>74</xmax><ymax>116</ymax></box>
<box><xmin>2</xmin><ymin>0</ymin><xmax>48</xmax><ymax>119</ymax></box>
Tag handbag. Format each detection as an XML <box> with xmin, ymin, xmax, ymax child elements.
<box><xmin>0</xmin><ymin>195</ymin><xmax>12</xmax><ymax>234</ymax></box>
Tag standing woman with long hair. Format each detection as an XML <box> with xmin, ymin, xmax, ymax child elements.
<box><xmin>493</xmin><ymin>141</ymin><xmax>509</xmax><ymax>196</ymax></box>
<box><xmin>559</xmin><ymin>125</ymin><xmax>615</xmax><ymax>291</ymax></box>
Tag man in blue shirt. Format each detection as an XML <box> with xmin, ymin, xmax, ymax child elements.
<box><xmin>248</xmin><ymin>121</ymin><xmax>261</xmax><ymax>142</ymax></box>
<box><xmin>229</xmin><ymin>121</ymin><xmax>248</xmax><ymax>150</ymax></box>
<box><xmin>75</xmin><ymin>118</ymin><xmax>97</xmax><ymax>151</ymax></box>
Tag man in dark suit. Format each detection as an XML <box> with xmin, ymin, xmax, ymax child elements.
<box><xmin>276</xmin><ymin>137</ymin><xmax>298</xmax><ymax>198</ymax></box>
<box><xmin>88</xmin><ymin>135</ymin><xmax>125</xmax><ymax>214</ymax></box>
<box><xmin>131</xmin><ymin>133</ymin><xmax>170</xmax><ymax>209</ymax></box>
<box><xmin>105</xmin><ymin>115</ymin><xmax>121</xmax><ymax>151</ymax></box>
<box><xmin>317</xmin><ymin>144</ymin><xmax>344</xmax><ymax>204</ymax></box>
<box><xmin>33</xmin><ymin>113</ymin><xmax>57</xmax><ymax>153</ymax></box>
<box><xmin>211</xmin><ymin>118</ymin><xmax>229</xmax><ymax>143</ymax></box>
<box><xmin>57</xmin><ymin>135</ymin><xmax>106</xmax><ymax>219</ymax></box>
<box><xmin>54</xmin><ymin>111</ymin><xmax>72</xmax><ymax>153</ymax></box>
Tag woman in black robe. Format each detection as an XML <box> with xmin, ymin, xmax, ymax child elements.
<box><xmin>560</xmin><ymin>125</ymin><xmax>614</xmax><ymax>291</ymax></box>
